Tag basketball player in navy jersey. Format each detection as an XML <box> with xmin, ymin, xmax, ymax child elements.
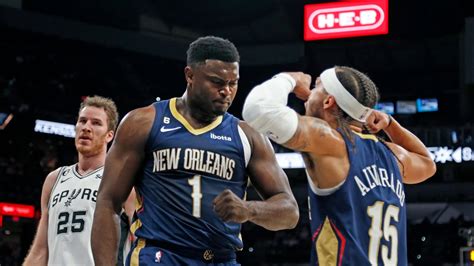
<box><xmin>23</xmin><ymin>96</ymin><xmax>135</xmax><ymax>265</ymax></box>
<box><xmin>242</xmin><ymin>67</ymin><xmax>436</xmax><ymax>265</ymax></box>
<box><xmin>92</xmin><ymin>36</ymin><xmax>299</xmax><ymax>265</ymax></box>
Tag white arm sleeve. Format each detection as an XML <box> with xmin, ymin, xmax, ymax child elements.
<box><xmin>242</xmin><ymin>73</ymin><xmax>299</xmax><ymax>144</ymax></box>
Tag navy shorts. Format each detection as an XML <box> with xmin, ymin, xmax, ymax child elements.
<box><xmin>126</xmin><ymin>239</ymin><xmax>240</xmax><ymax>266</ymax></box>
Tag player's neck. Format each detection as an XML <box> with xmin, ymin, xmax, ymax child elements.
<box><xmin>176</xmin><ymin>96</ymin><xmax>219</xmax><ymax>128</ymax></box>
<box><xmin>76</xmin><ymin>151</ymin><xmax>106</xmax><ymax>175</ymax></box>
<box><xmin>328</xmin><ymin>120</ymin><xmax>339</xmax><ymax>129</ymax></box>
<box><xmin>322</xmin><ymin>112</ymin><xmax>338</xmax><ymax>129</ymax></box>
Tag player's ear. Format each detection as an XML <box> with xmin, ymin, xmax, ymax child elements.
<box><xmin>105</xmin><ymin>130</ymin><xmax>114</xmax><ymax>143</ymax></box>
<box><xmin>323</xmin><ymin>95</ymin><xmax>336</xmax><ymax>109</ymax></box>
<box><xmin>184</xmin><ymin>66</ymin><xmax>194</xmax><ymax>85</ymax></box>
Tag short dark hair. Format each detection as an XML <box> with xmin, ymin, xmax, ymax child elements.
<box><xmin>79</xmin><ymin>95</ymin><xmax>119</xmax><ymax>132</ymax></box>
<box><xmin>186</xmin><ymin>36</ymin><xmax>240</xmax><ymax>65</ymax></box>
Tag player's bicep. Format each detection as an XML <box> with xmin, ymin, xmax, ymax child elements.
<box><xmin>33</xmin><ymin>171</ymin><xmax>57</xmax><ymax>249</ymax></box>
<box><xmin>40</xmin><ymin>169</ymin><xmax>60</xmax><ymax>212</ymax></box>
<box><xmin>284</xmin><ymin>116</ymin><xmax>345</xmax><ymax>155</ymax></box>
<box><xmin>402</xmin><ymin>154</ymin><xmax>436</xmax><ymax>184</ymax></box>
<box><xmin>386</xmin><ymin>142</ymin><xmax>436</xmax><ymax>184</ymax></box>
<box><xmin>99</xmin><ymin>107</ymin><xmax>154</xmax><ymax>212</ymax></box>
<box><xmin>243</xmin><ymin>127</ymin><xmax>292</xmax><ymax>199</ymax></box>
<box><xmin>25</xmin><ymin>169</ymin><xmax>59</xmax><ymax>262</ymax></box>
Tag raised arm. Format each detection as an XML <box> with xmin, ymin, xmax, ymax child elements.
<box><xmin>242</xmin><ymin>72</ymin><xmax>345</xmax><ymax>156</ymax></box>
<box><xmin>91</xmin><ymin>106</ymin><xmax>154</xmax><ymax>265</ymax></box>
<box><xmin>23</xmin><ymin>169</ymin><xmax>60</xmax><ymax>266</ymax></box>
<box><xmin>365</xmin><ymin>110</ymin><xmax>437</xmax><ymax>184</ymax></box>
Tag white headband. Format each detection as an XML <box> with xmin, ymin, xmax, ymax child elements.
<box><xmin>320</xmin><ymin>68</ymin><xmax>372</xmax><ymax>123</ymax></box>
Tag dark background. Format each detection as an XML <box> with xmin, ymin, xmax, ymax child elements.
<box><xmin>1</xmin><ymin>0</ymin><xmax>474</xmax><ymax>265</ymax></box>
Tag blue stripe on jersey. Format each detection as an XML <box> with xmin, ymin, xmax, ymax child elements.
<box><xmin>308</xmin><ymin>131</ymin><xmax>407</xmax><ymax>266</ymax></box>
<box><xmin>134</xmin><ymin>98</ymin><xmax>248</xmax><ymax>252</ymax></box>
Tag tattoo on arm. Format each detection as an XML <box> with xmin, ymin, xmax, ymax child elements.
<box><xmin>291</xmin><ymin>134</ymin><xmax>310</xmax><ymax>150</ymax></box>
<box><xmin>289</xmin><ymin>118</ymin><xmax>332</xmax><ymax>151</ymax></box>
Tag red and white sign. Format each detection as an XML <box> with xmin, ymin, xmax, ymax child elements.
<box><xmin>304</xmin><ymin>0</ymin><xmax>388</xmax><ymax>41</ymax></box>
<box><xmin>0</xmin><ymin>202</ymin><xmax>35</xmax><ymax>218</ymax></box>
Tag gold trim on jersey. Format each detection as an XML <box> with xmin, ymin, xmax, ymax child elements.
<box><xmin>131</xmin><ymin>238</ymin><xmax>146</xmax><ymax>266</ymax></box>
<box><xmin>130</xmin><ymin>190</ymin><xmax>143</xmax><ymax>235</ymax></box>
<box><xmin>130</xmin><ymin>219</ymin><xmax>142</xmax><ymax>235</ymax></box>
<box><xmin>169</xmin><ymin>98</ymin><xmax>223</xmax><ymax>135</ymax></box>
<box><xmin>353</xmin><ymin>131</ymin><xmax>379</xmax><ymax>142</ymax></box>
<box><xmin>135</xmin><ymin>189</ymin><xmax>143</xmax><ymax>211</ymax></box>
<box><xmin>316</xmin><ymin>217</ymin><xmax>338</xmax><ymax>266</ymax></box>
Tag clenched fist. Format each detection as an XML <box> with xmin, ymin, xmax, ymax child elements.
<box><xmin>365</xmin><ymin>109</ymin><xmax>391</xmax><ymax>133</ymax></box>
<box><xmin>213</xmin><ymin>189</ymin><xmax>252</xmax><ymax>224</ymax></box>
<box><xmin>284</xmin><ymin>72</ymin><xmax>312</xmax><ymax>101</ymax></box>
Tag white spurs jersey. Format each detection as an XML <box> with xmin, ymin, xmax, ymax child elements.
<box><xmin>47</xmin><ymin>164</ymin><xmax>103</xmax><ymax>266</ymax></box>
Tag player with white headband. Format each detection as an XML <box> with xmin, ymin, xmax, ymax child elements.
<box><xmin>242</xmin><ymin>66</ymin><xmax>436</xmax><ymax>266</ymax></box>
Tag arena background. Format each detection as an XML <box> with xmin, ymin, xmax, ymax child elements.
<box><xmin>0</xmin><ymin>0</ymin><xmax>473</xmax><ymax>265</ymax></box>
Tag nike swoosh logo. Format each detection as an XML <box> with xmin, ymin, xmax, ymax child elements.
<box><xmin>60</xmin><ymin>177</ymin><xmax>73</xmax><ymax>183</ymax></box>
<box><xmin>160</xmin><ymin>126</ymin><xmax>181</xmax><ymax>133</ymax></box>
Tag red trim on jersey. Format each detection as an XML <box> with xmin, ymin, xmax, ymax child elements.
<box><xmin>312</xmin><ymin>222</ymin><xmax>324</xmax><ymax>242</ymax></box>
<box><xmin>329</xmin><ymin>219</ymin><xmax>346</xmax><ymax>266</ymax></box>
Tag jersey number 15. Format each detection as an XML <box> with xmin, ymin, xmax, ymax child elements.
<box><xmin>367</xmin><ymin>201</ymin><xmax>400</xmax><ymax>265</ymax></box>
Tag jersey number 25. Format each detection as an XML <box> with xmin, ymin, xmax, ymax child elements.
<box><xmin>57</xmin><ymin>211</ymin><xmax>86</xmax><ymax>234</ymax></box>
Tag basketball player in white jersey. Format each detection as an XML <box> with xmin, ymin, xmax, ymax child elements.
<box><xmin>24</xmin><ymin>96</ymin><xmax>133</xmax><ymax>265</ymax></box>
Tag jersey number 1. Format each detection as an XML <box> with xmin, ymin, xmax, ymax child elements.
<box><xmin>367</xmin><ymin>201</ymin><xmax>399</xmax><ymax>265</ymax></box>
<box><xmin>188</xmin><ymin>175</ymin><xmax>203</xmax><ymax>218</ymax></box>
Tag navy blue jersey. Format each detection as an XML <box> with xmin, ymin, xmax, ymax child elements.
<box><xmin>308</xmin><ymin>131</ymin><xmax>407</xmax><ymax>266</ymax></box>
<box><xmin>131</xmin><ymin>98</ymin><xmax>249</xmax><ymax>254</ymax></box>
